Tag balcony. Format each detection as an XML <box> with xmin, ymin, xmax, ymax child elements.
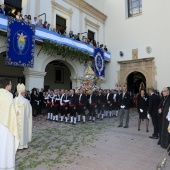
<box><xmin>0</xmin><ymin>14</ymin><xmax>111</xmax><ymax>61</ymax></box>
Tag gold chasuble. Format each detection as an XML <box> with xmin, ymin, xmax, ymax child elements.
<box><xmin>0</xmin><ymin>88</ymin><xmax>19</xmax><ymax>140</ymax></box>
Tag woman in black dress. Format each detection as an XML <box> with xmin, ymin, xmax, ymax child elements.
<box><xmin>137</xmin><ymin>89</ymin><xmax>149</xmax><ymax>132</ymax></box>
<box><xmin>31</xmin><ymin>88</ymin><xmax>38</xmax><ymax>117</ymax></box>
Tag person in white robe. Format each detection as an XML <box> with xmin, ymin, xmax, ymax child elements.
<box><xmin>14</xmin><ymin>83</ymin><xmax>32</xmax><ymax>150</ymax></box>
<box><xmin>0</xmin><ymin>78</ymin><xmax>19</xmax><ymax>170</ymax></box>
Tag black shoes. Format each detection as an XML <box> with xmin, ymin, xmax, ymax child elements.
<box><xmin>117</xmin><ymin>125</ymin><xmax>128</xmax><ymax>128</ymax></box>
<box><xmin>117</xmin><ymin>125</ymin><xmax>122</xmax><ymax>127</ymax></box>
<box><xmin>149</xmin><ymin>135</ymin><xmax>158</xmax><ymax>139</ymax></box>
<box><xmin>138</xmin><ymin>129</ymin><xmax>149</xmax><ymax>132</ymax></box>
<box><xmin>160</xmin><ymin>145</ymin><xmax>167</xmax><ymax>149</ymax></box>
<box><xmin>157</xmin><ymin>140</ymin><xmax>161</xmax><ymax>145</ymax></box>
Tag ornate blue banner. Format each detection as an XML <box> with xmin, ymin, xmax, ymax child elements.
<box><xmin>94</xmin><ymin>48</ymin><xmax>105</xmax><ymax>77</ymax></box>
<box><xmin>6</xmin><ymin>17</ymin><xmax>35</xmax><ymax>68</ymax></box>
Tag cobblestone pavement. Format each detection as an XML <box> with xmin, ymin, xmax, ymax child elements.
<box><xmin>16</xmin><ymin>109</ymin><xmax>170</xmax><ymax>170</ymax></box>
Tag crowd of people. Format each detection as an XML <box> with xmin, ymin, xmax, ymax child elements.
<box><xmin>1</xmin><ymin>77</ymin><xmax>170</xmax><ymax>169</ymax></box>
<box><xmin>0</xmin><ymin>4</ymin><xmax>108</xmax><ymax>51</ymax></box>
<box><xmin>136</xmin><ymin>87</ymin><xmax>170</xmax><ymax>152</ymax></box>
<box><xmin>23</xmin><ymin>86</ymin><xmax>170</xmax><ymax>149</ymax></box>
<box><xmin>13</xmin><ymin>85</ymin><xmax>169</xmax><ymax>144</ymax></box>
<box><xmin>18</xmin><ymin>88</ymin><xmax>121</xmax><ymax>124</ymax></box>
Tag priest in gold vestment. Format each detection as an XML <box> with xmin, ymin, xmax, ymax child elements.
<box><xmin>14</xmin><ymin>83</ymin><xmax>32</xmax><ymax>149</ymax></box>
<box><xmin>0</xmin><ymin>78</ymin><xmax>19</xmax><ymax>170</ymax></box>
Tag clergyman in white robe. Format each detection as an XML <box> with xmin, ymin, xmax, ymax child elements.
<box><xmin>14</xmin><ymin>84</ymin><xmax>32</xmax><ymax>149</ymax></box>
<box><xmin>0</xmin><ymin>79</ymin><xmax>19</xmax><ymax>170</ymax></box>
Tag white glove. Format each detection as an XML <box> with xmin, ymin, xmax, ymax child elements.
<box><xmin>121</xmin><ymin>105</ymin><xmax>125</xmax><ymax>109</ymax></box>
<box><xmin>147</xmin><ymin>114</ymin><xmax>151</xmax><ymax>120</ymax></box>
<box><xmin>167</xmin><ymin>111</ymin><xmax>170</xmax><ymax>121</ymax></box>
<box><xmin>140</xmin><ymin>109</ymin><xmax>143</xmax><ymax>113</ymax></box>
<box><xmin>168</xmin><ymin>123</ymin><xmax>170</xmax><ymax>133</ymax></box>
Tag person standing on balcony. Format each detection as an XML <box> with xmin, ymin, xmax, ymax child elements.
<box><xmin>0</xmin><ymin>4</ymin><xmax>5</xmax><ymax>15</ymax></box>
<box><xmin>16</xmin><ymin>11</ymin><xmax>22</xmax><ymax>20</ymax></box>
<box><xmin>32</xmin><ymin>17</ymin><xmax>38</xmax><ymax>25</ymax></box>
<box><xmin>36</xmin><ymin>19</ymin><xmax>43</xmax><ymax>28</ymax></box>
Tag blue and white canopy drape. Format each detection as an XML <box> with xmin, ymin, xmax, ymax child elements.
<box><xmin>0</xmin><ymin>14</ymin><xmax>111</xmax><ymax>61</ymax></box>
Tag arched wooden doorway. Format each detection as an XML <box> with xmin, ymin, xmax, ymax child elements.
<box><xmin>117</xmin><ymin>57</ymin><xmax>157</xmax><ymax>90</ymax></box>
<box><xmin>127</xmin><ymin>71</ymin><xmax>146</xmax><ymax>93</ymax></box>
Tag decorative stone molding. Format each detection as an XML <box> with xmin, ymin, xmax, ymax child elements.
<box><xmin>51</xmin><ymin>0</ymin><xmax>73</xmax><ymax>17</ymax></box>
<box><xmin>132</xmin><ymin>48</ymin><xmax>138</xmax><ymax>60</ymax></box>
<box><xmin>117</xmin><ymin>57</ymin><xmax>157</xmax><ymax>89</ymax></box>
<box><xmin>84</xmin><ymin>17</ymin><xmax>100</xmax><ymax>30</ymax></box>
<box><xmin>63</xmin><ymin>0</ymin><xmax>107</xmax><ymax>23</ymax></box>
<box><xmin>51</xmin><ymin>0</ymin><xmax>73</xmax><ymax>30</ymax></box>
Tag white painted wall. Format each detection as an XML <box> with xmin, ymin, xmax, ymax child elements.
<box><xmin>84</xmin><ymin>0</ymin><xmax>105</xmax><ymax>12</ymax></box>
<box><xmin>0</xmin><ymin>0</ymin><xmax>4</xmax><ymax>5</ymax></box>
<box><xmin>104</xmin><ymin>0</ymin><xmax>170</xmax><ymax>91</ymax></box>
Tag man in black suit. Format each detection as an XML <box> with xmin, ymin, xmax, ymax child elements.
<box><xmin>77</xmin><ymin>89</ymin><xmax>87</xmax><ymax>123</ymax></box>
<box><xmin>148</xmin><ymin>87</ymin><xmax>161</xmax><ymax>139</ymax></box>
<box><xmin>158</xmin><ymin>87</ymin><xmax>170</xmax><ymax>148</ymax></box>
<box><xmin>117</xmin><ymin>87</ymin><xmax>130</xmax><ymax>128</ymax></box>
<box><xmin>105</xmin><ymin>89</ymin><xmax>113</xmax><ymax>117</ymax></box>
<box><xmin>88</xmin><ymin>89</ymin><xmax>97</xmax><ymax>122</ymax></box>
<box><xmin>69</xmin><ymin>89</ymin><xmax>77</xmax><ymax>125</ymax></box>
<box><xmin>97</xmin><ymin>89</ymin><xmax>106</xmax><ymax>120</ymax></box>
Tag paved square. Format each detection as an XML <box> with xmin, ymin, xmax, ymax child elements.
<box><xmin>16</xmin><ymin>109</ymin><xmax>170</xmax><ymax>170</ymax></box>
